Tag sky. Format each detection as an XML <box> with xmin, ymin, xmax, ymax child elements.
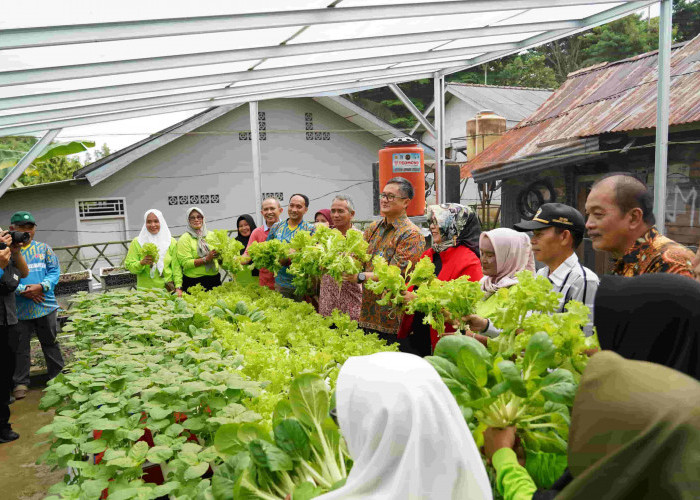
<box><xmin>1</xmin><ymin>1</ymin><xmax>661</xmax><ymax>158</ymax></box>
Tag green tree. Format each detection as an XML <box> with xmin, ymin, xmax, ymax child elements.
<box><xmin>674</xmin><ymin>0</ymin><xmax>700</xmax><ymax>42</ymax></box>
<box><xmin>0</xmin><ymin>136</ymin><xmax>95</xmax><ymax>188</ymax></box>
<box><xmin>580</xmin><ymin>15</ymin><xmax>660</xmax><ymax>66</ymax></box>
<box><xmin>492</xmin><ymin>54</ymin><xmax>558</xmax><ymax>89</ymax></box>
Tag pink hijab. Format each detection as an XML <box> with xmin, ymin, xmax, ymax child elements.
<box><xmin>479</xmin><ymin>228</ymin><xmax>535</xmax><ymax>297</ymax></box>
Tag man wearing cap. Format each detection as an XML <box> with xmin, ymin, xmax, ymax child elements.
<box><xmin>8</xmin><ymin>212</ymin><xmax>64</xmax><ymax>400</ymax></box>
<box><xmin>514</xmin><ymin>203</ymin><xmax>599</xmax><ymax>336</ymax></box>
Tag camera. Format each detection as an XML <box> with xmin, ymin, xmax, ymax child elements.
<box><xmin>0</xmin><ymin>231</ymin><xmax>30</xmax><ymax>250</ymax></box>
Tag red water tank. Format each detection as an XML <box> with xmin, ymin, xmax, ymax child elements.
<box><xmin>378</xmin><ymin>137</ymin><xmax>425</xmax><ymax>217</ymax></box>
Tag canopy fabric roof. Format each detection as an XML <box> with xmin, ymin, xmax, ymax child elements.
<box><xmin>0</xmin><ymin>1</ymin><xmax>659</xmax><ymax>138</ymax></box>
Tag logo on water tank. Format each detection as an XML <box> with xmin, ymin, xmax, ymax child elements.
<box><xmin>392</xmin><ymin>153</ymin><xmax>421</xmax><ymax>173</ymax></box>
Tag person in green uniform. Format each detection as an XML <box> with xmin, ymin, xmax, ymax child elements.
<box><xmin>177</xmin><ymin>207</ymin><xmax>221</xmax><ymax>292</ymax></box>
<box><xmin>125</xmin><ymin>209</ymin><xmax>182</xmax><ymax>295</ymax></box>
<box><xmin>234</xmin><ymin>214</ymin><xmax>258</xmax><ymax>285</ymax></box>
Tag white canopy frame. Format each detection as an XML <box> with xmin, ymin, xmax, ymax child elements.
<box><xmin>0</xmin><ymin>0</ymin><xmax>670</xmax><ymax>220</ymax></box>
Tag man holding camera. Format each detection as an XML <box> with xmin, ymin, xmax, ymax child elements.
<box><xmin>0</xmin><ymin>226</ymin><xmax>29</xmax><ymax>443</ymax></box>
<box><xmin>9</xmin><ymin>212</ymin><xmax>64</xmax><ymax>401</ymax></box>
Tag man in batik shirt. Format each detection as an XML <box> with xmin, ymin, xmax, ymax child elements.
<box><xmin>585</xmin><ymin>174</ymin><xmax>694</xmax><ymax>278</ymax></box>
<box><xmin>345</xmin><ymin>177</ymin><xmax>425</xmax><ymax>345</ymax></box>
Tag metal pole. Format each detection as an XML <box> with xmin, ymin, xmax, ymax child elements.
<box><xmin>0</xmin><ymin>129</ymin><xmax>61</xmax><ymax>199</ymax></box>
<box><xmin>388</xmin><ymin>83</ymin><xmax>437</xmax><ymax>137</ymax></box>
<box><xmin>434</xmin><ymin>73</ymin><xmax>446</xmax><ymax>204</ymax></box>
<box><xmin>653</xmin><ymin>0</ymin><xmax>672</xmax><ymax>234</ymax></box>
<box><xmin>249</xmin><ymin>102</ymin><xmax>263</xmax><ymax>227</ymax></box>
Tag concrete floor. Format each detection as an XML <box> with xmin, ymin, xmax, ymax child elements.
<box><xmin>0</xmin><ymin>387</ymin><xmax>64</xmax><ymax>500</ymax></box>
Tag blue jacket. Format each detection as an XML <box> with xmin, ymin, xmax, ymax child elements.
<box><xmin>15</xmin><ymin>241</ymin><xmax>60</xmax><ymax>320</ymax></box>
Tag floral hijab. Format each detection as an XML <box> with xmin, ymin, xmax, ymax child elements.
<box><xmin>426</xmin><ymin>203</ymin><xmax>482</xmax><ymax>257</ymax></box>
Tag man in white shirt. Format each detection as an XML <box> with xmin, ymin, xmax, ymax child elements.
<box><xmin>514</xmin><ymin>203</ymin><xmax>599</xmax><ymax>336</ymax></box>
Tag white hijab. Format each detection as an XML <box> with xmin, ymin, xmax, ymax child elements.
<box><xmin>319</xmin><ymin>352</ymin><xmax>492</xmax><ymax>500</ymax></box>
<box><xmin>136</xmin><ymin>209</ymin><xmax>172</xmax><ymax>276</ymax></box>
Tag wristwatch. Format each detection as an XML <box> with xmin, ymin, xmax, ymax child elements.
<box><xmin>357</xmin><ymin>272</ymin><xmax>367</xmax><ymax>284</ymax></box>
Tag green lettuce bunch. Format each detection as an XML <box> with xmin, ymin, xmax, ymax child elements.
<box><xmin>247</xmin><ymin>240</ymin><xmax>291</xmax><ymax>276</ymax></box>
<box><xmin>208</xmin><ymin>230</ymin><xmax>245</xmax><ymax>273</ymax></box>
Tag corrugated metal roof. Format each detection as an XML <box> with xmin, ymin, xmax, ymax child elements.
<box><xmin>446</xmin><ymin>83</ymin><xmax>553</xmax><ymax>123</ymax></box>
<box><xmin>466</xmin><ymin>34</ymin><xmax>700</xmax><ymax>178</ymax></box>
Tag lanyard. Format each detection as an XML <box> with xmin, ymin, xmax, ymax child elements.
<box><xmin>559</xmin><ymin>262</ymin><xmax>588</xmax><ymax>311</ymax></box>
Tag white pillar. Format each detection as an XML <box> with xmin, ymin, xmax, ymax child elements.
<box><xmin>434</xmin><ymin>73</ymin><xmax>446</xmax><ymax>204</ymax></box>
<box><xmin>249</xmin><ymin>101</ymin><xmax>263</xmax><ymax>227</ymax></box>
<box><xmin>653</xmin><ymin>0</ymin><xmax>672</xmax><ymax>234</ymax></box>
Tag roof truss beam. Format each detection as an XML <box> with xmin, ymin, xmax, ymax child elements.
<box><xmin>440</xmin><ymin>0</ymin><xmax>658</xmax><ymax>76</ymax></box>
<box><xmin>0</xmin><ymin>0</ymin><xmax>641</xmax><ymax>50</ymax></box>
<box><xmin>0</xmin><ymin>19</ymin><xmax>584</xmax><ymax>86</ymax></box>
<box><xmin>0</xmin><ymin>39</ymin><xmax>525</xmax><ymax>112</ymax></box>
<box><xmin>0</xmin><ymin>73</ymin><xmax>437</xmax><ymax>137</ymax></box>
<box><xmin>0</xmin><ymin>63</ymin><xmax>470</xmax><ymax>128</ymax></box>
<box><xmin>389</xmin><ymin>83</ymin><xmax>437</xmax><ymax>137</ymax></box>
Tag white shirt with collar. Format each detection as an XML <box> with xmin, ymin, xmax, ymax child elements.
<box><xmin>537</xmin><ymin>252</ymin><xmax>599</xmax><ymax>336</ymax></box>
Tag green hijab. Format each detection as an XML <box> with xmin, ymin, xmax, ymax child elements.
<box><xmin>558</xmin><ymin>351</ymin><xmax>700</xmax><ymax>499</ymax></box>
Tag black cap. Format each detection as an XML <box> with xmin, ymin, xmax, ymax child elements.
<box><xmin>513</xmin><ymin>203</ymin><xmax>585</xmax><ymax>234</ymax></box>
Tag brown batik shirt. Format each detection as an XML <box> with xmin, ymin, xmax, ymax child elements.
<box><xmin>358</xmin><ymin>215</ymin><xmax>425</xmax><ymax>334</ymax></box>
<box><xmin>611</xmin><ymin>226</ymin><xmax>695</xmax><ymax>278</ymax></box>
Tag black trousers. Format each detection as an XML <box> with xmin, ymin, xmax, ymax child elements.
<box><xmin>0</xmin><ymin>324</ymin><xmax>15</xmax><ymax>429</ymax></box>
<box><xmin>182</xmin><ymin>273</ymin><xmax>222</xmax><ymax>293</ymax></box>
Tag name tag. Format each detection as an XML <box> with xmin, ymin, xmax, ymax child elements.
<box><xmin>13</xmin><ymin>274</ymin><xmax>18</xmax><ymax>281</ymax></box>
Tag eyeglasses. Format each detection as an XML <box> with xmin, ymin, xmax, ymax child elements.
<box><xmin>188</xmin><ymin>215</ymin><xmax>204</xmax><ymax>221</ymax></box>
<box><xmin>379</xmin><ymin>193</ymin><xmax>407</xmax><ymax>202</ymax></box>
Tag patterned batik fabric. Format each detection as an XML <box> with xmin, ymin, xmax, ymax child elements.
<box><xmin>358</xmin><ymin>215</ymin><xmax>425</xmax><ymax>334</ymax></box>
<box><xmin>612</xmin><ymin>226</ymin><xmax>695</xmax><ymax>278</ymax></box>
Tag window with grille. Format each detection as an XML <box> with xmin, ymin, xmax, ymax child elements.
<box><xmin>304</xmin><ymin>113</ymin><xmax>331</xmax><ymax>141</ymax></box>
<box><xmin>239</xmin><ymin>111</ymin><xmax>267</xmax><ymax>141</ymax></box>
<box><xmin>77</xmin><ymin>199</ymin><xmax>126</xmax><ymax>219</ymax></box>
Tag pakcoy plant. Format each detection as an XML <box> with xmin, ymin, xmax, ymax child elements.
<box><xmin>40</xmin><ymin>290</ymin><xmax>265</xmax><ymax>500</ymax></box>
<box><xmin>210</xmin><ymin>373</ymin><xmax>349</xmax><ymax>500</ymax></box>
<box><xmin>427</xmin><ymin>333</ymin><xmax>577</xmax><ymax>456</ymax></box>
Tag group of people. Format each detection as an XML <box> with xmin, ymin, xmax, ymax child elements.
<box><xmin>317</xmin><ymin>173</ymin><xmax>700</xmax><ymax>499</ymax></box>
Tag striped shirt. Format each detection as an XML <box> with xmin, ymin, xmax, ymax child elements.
<box><xmin>537</xmin><ymin>252</ymin><xmax>599</xmax><ymax>336</ymax></box>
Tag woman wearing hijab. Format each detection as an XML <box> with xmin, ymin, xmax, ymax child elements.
<box><xmin>176</xmin><ymin>207</ymin><xmax>221</xmax><ymax>292</ymax></box>
<box><xmin>594</xmin><ymin>273</ymin><xmax>700</xmax><ymax>380</ymax></box>
<box><xmin>125</xmin><ymin>209</ymin><xmax>182</xmax><ymax>295</ymax></box>
<box><xmin>398</xmin><ymin>203</ymin><xmax>483</xmax><ymax>355</ymax></box>
<box><xmin>318</xmin><ymin>351</ymin><xmax>493</xmax><ymax>500</ymax></box>
<box><xmin>484</xmin><ymin>351</ymin><xmax>700</xmax><ymax>500</ymax></box>
<box><xmin>462</xmin><ymin>228</ymin><xmax>535</xmax><ymax>339</ymax></box>
<box><xmin>234</xmin><ymin>214</ymin><xmax>259</xmax><ymax>285</ymax></box>
<box><xmin>314</xmin><ymin>209</ymin><xmax>333</xmax><ymax>228</ymax></box>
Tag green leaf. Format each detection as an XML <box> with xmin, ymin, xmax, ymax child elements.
<box><xmin>456</xmin><ymin>340</ymin><xmax>491</xmax><ymax>388</ymax></box>
<box><xmin>81</xmin><ymin>479</ymin><xmax>110</xmax><ymax>498</ymax></box>
<box><xmin>147</xmin><ymin>407</ymin><xmax>171</xmax><ymax>420</ymax></box>
<box><xmin>293</xmin><ymin>481</ymin><xmax>324</xmax><ymax>500</ymax></box>
<box><xmin>146</xmin><ymin>446</ymin><xmax>174</xmax><ymax>464</ymax></box>
<box><xmin>215</xmin><ymin>424</ymin><xmax>243</xmax><ymax>455</ymax></box>
<box><xmin>35</xmin><ymin>140</ymin><xmax>95</xmax><ymax>162</ymax></box>
<box><xmin>273</xmin><ymin>400</ymin><xmax>294</xmax><ymax>427</ymax></box>
<box><xmin>426</xmin><ymin>356</ymin><xmax>470</xmax><ymax>395</ymax></box>
<box><xmin>129</xmin><ymin>441</ymin><xmax>149</xmax><ymax>461</ymax></box>
<box><xmin>539</xmin><ymin>369</ymin><xmax>577</xmax><ymax>405</ymax></box>
<box><xmin>497</xmin><ymin>360</ymin><xmax>527</xmax><ymax>398</ymax></box>
<box><xmin>56</xmin><ymin>443</ymin><xmax>77</xmax><ymax>457</ymax></box>
<box><xmin>289</xmin><ymin>373</ymin><xmax>330</xmax><ymax>430</ymax></box>
<box><xmin>184</xmin><ymin>462</ymin><xmax>210</xmax><ymax>480</ymax></box>
<box><xmin>249</xmin><ymin>439</ymin><xmax>293</xmax><ymax>472</ymax></box>
<box><xmin>274</xmin><ymin>419</ymin><xmax>311</xmax><ymax>460</ymax></box>
<box><xmin>80</xmin><ymin>440</ymin><xmax>107</xmax><ymax>454</ymax></box>
<box><xmin>522</xmin><ymin>332</ymin><xmax>555</xmax><ymax>378</ymax></box>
